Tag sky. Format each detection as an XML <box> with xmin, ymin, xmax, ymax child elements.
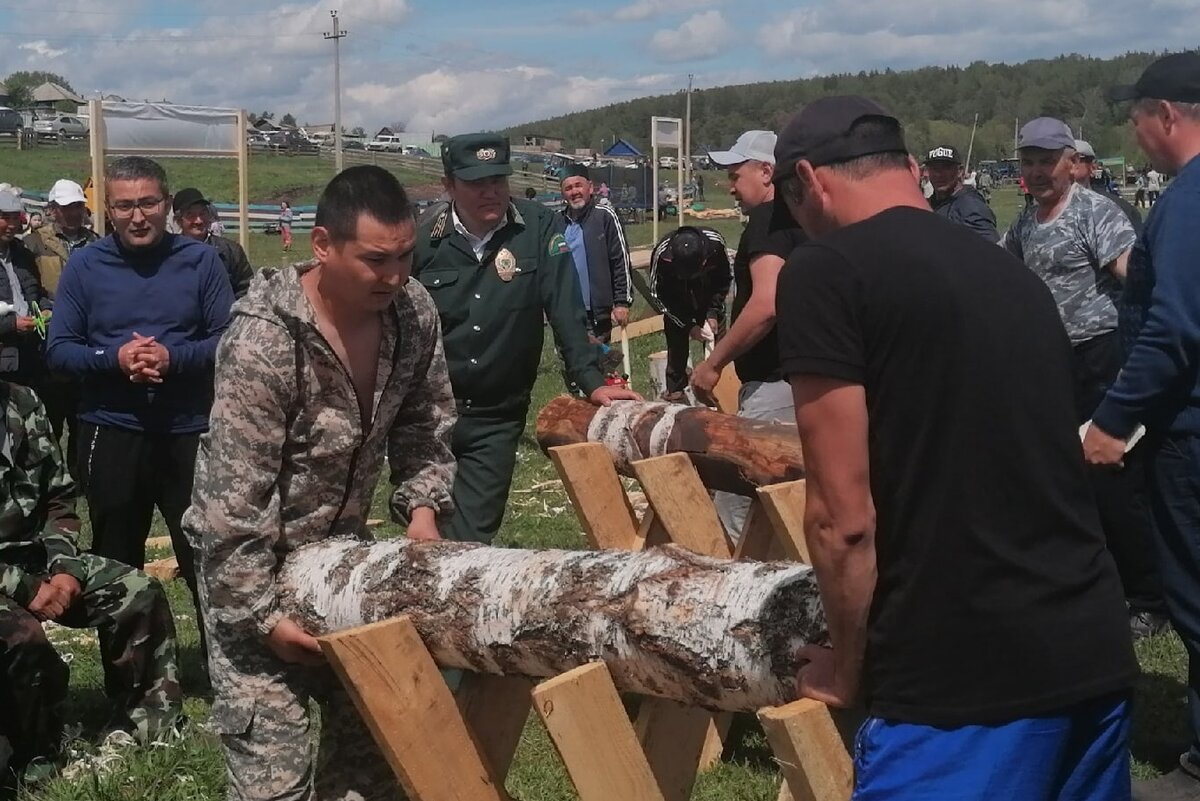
<box><xmin>1</xmin><ymin>0</ymin><xmax>1195</xmax><ymax>137</ymax></box>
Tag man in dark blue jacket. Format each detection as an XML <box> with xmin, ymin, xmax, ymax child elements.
<box><xmin>559</xmin><ymin>164</ymin><xmax>632</xmax><ymax>343</ymax></box>
<box><xmin>924</xmin><ymin>145</ymin><xmax>998</xmax><ymax>242</ymax></box>
<box><xmin>1085</xmin><ymin>53</ymin><xmax>1200</xmax><ymax>800</ymax></box>
<box><xmin>46</xmin><ymin>156</ymin><xmax>233</xmax><ymax>657</ymax></box>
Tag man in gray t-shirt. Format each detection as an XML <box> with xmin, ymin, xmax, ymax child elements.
<box><xmin>1003</xmin><ymin>116</ymin><xmax>1165</xmax><ymax>638</ymax></box>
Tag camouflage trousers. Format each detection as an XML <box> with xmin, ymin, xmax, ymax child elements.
<box><xmin>197</xmin><ymin>579</ymin><xmax>403</xmax><ymax>801</ymax></box>
<box><xmin>0</xmin><ymin>553</ymin><xmax>183</xmax><ymax>780</ymax></box>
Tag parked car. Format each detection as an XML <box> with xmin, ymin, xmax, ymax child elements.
<box><xmin>0</xmin><ymin>107</ymin><xmax>21</xmax><ymax>136</ymax></box>
<box><xmin>343</xmin><ymin>140</ymin><xmax>365</xmax><ymax>150</ymax></box>
<box><xmin>34</xmin><ymin>114</ymin><xmax>88</xmax><ymax>138</ymax></box>
<box><xmin>366</xmin><ymin>134</ymin><xmax>405</xmax><ymax>152</ymax></box>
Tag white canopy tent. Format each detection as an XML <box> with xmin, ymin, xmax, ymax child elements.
<box><xmin>88</xmin><ymin>100</ymin><xmax>249</xmax><ymax>245</ymax></box>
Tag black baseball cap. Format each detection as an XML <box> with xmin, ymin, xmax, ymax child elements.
<box><xmin>772</xmin><ymin>95</ymin><xmax>907</xmax><ymax>183</ymax></box>
<box><xmin>924</xmin><ymin>145</ymin><xmax>962</xmax><ymax>164</ymax></box>
<box><xmin>172</xmin><ymin>187</ymin><xmax>209</xmax><ymax>215</ymax></box>
<box><xmin>1110</xmin><ymin>52</ymin><xmax>1200</xmax><ymax>103</ymax></box>
<box><xmin>668</xmin><ymin>227</ymin><xmax>710</xmax><ymax>279</ymax></box>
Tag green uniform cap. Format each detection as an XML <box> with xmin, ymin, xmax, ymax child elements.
<box><xmin>442</xmin><ymin>133</ymin><xmax>514</xmax><ymax>181</ymax></box>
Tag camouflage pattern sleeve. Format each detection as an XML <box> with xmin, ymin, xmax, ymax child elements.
<box><xmin>388</xmin><ymin>296</ymin><xmax>457</xmax><ymax>525</ymax></box>
<box><xmin>193</xmin><ymin>315</ymin><xmax>293</xmax><ymax>639</ymax></box>
<box><xmin>13</xmin><ymin>384</ymin><xmax>86</xmax><ymax>584</ymax></box>
<box><xmin>1087</xmin><ymin>192</ymin><xmax>1137</xmax><ymax>269</ymax></box>
<box><xmin>0</xmin><ymin>560</ymin><xmax>41</xmax><ymax>605</ymax></box>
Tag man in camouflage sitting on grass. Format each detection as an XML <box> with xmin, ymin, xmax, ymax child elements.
<box><xmin>0</xmin><ymin>381</ymin><xmax>182</xmax><ymax>790</ymax></box>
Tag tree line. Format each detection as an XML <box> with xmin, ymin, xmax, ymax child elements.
<box><xmin>505</xmin><ymin>51</ymin><xmax>1178</xmax><ymax>165</ymax></box>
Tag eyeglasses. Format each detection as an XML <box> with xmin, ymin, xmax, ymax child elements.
<box><xmin>109</xmin><ymin>197</ymin><xmax>165</xmax><ymax>216</ymax></box>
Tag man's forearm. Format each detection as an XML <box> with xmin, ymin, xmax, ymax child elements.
<box><xmin>705</xmin><ymin>302</ymin><xmax>774</xmax><ymax>369</ymax></box>
<box><xmin>805</xmin><ymin>496</ymin><xmax>876</xmax><ymax>686</ymax></box>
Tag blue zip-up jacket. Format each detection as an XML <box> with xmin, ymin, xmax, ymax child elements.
<box><xmin>45</xmin><ymin>232</ymin><xmax>233</xmax><ymax>434</ymax></box>
<box><xmin>1093</xmin><ymin>154</ymin><xmax>1200</xmax><ymax>438</ymax></box>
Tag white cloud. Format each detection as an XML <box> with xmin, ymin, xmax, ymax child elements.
<box><xmin>19</xmin><ymin>41</ymin><xmax>68</xmax><ymax>60</ymax></box>
<box><xmin>650</xmin><ymin>10</ymin><xmax>729</xmax><ymax>63</ymax></box>
<box><xmin>757</xmin><ymin>0</ymin><xmax>1196</xmax><ymax>73</ymax></box>
<box><xmin>347</xmin><ymin>66</ymin><xmax>677</xmax><ymax>135</ymax></box>
<box><xmin>615</xmin><ymin>0</ymin><xmax>724</xmax><ymax>22</ymax></box>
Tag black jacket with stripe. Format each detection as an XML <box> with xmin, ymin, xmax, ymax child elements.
<box><xmin>559</xmin><ymin>200</ymin><xmax>631</xmax><ymax>313</ymax></box>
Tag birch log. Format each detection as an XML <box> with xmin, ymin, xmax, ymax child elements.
<box><xmin>278</xmin><ymin>537</ymin><xmax>826</xmax><ymax>713</ymax></box>
<box><xmin>535</xmin><ymin>396</ymin><xmax>804</xmax><ymax>496</ymax></box>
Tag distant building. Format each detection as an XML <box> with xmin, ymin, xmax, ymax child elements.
<box><xmin>0</xmin><ymin>83</ymin><xmax>11</xmax><ymax>107</ymax></box>
<box><xmin>512</xmin><ymin>133</ymin><xmax>565</xmax><ymax>155</ymax></box>
<box><xmin>31</xmin><ymin>82</ymin><xmax>84</xmax><ymax>111</ymax></box>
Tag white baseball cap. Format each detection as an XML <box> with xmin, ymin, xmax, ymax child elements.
<box><xmin>48</xmin><ymin>179</ymin><xmax>87</xmax><ymax>206</ymax></box>
<box><xmin>708</xmin><ymin>130</ymin><xmax>777</xmax><ymax>166</ymax></box>
<box><xmin>1074</xmin><ymin>140</ymin><xmax>1097</xmax><ymax>159</ymax></box>
<box><xmin>0</xmin><ymin>191</ymin><xmax>23</xmax><ymax>213</ymax></box>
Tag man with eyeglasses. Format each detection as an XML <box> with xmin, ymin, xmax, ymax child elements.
<box><xmin>46</xmin><ymin>157</ymin><xmax>233</xmax><ymax>671</ymax></box>
<box><xmin>172</xmin><ymin>188</ymin><xmax>254</xmax><ymax>298</ymax></box>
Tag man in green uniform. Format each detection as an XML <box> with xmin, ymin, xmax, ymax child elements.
<box><xmin>415</xmin><ymin>133</ymin><xmax>640</xmax><ymax>543</ymax></box>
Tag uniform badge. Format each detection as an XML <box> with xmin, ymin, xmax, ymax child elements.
<box><xmin>495</xmin><ymin>248</ymin><xmax>518</xmax><ymax>281</ymax></box>
<box><xmin>477</xmin><ymin>147</ymin><xmax>497</xmax><ymax>161</ymax></box>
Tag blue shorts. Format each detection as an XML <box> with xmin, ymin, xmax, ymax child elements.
<box><xmin>852</xmin><ymin>693</ymin><xmax>1131</xmax><ymax>801</ymax></box>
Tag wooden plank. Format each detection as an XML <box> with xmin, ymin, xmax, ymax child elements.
<box><xmin>236</xmin><ymin>108</ymin><xmax>250</xmax><ymax>249</ymax></box>
<box><xmin>625</xmin><ymin>314</ymin><xmax>665</xmax><ymax>340</ymax></box>
<box><xmin>534</xmin><ymin>663</ymin><xmax>666</xmax><ymax>801</ymax></box>
<box><xmin>712</xmin><ymin>363</ymin><xmax>742</xmax><ymax>415</ymax></box>
<box><xmin>758</xmin><ymin>699</ymin><xmax>853</xmax><ymax>801</ymax></box>
<box><xmin>757</xmin><ymin>480</ymin><xmax>811</xmax><ymax>564</ymax></box>
<box><xmin>632</xmin><ymin>453</ymin><xmax>732</xmax><ymax>559</ymax></box>
<box><xmin>548</xmin><ymin>443</ymin><xmax>639</xmax><ymax>550</ymax></box>
<box><xmin>638</xmin><ymin>508</ymin><xmax>667</xmax><ymax>550</ymax></box>
<box><xmin>456</xmin><ymin>673</ymin><xmax>533</xmax><ymax>782</ymax></box>
<box><xmin>320</xmin><ymin>617</ymin><xmax>509</xmax><ymax>801</ymax></box>
<box><xmin>634</xmin><ymin>698</ymin><xmax>712</xmax><ymax>801</ymax></box>
<box><xmin>143</xmin><ymin>557</ymin><xmax>179</xmax><ymax>582</ymax></box>
<box><xmin>696</xmin><ymin>714</ymin><xmax>732</xmax><ymax>770</ymax></box>
<box><xmin>88</xmin><ymin>99</ymin><xmax>106</xmax><ymax>237</ymax></box>
<box><xmin>734</xmin><ymin>500</ymin><xmax>789</xmax><ymax>562</ymax></box>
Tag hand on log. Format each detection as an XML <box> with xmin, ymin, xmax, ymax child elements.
<box><xmin>266</xmin><ymin>617</ymin><xmax>325</xmax><ymax>666</ymax></box>
<box><xmin>278</xmin><ymin>537</ymin><xmax>828</xmax><ymax>713</ymax></box>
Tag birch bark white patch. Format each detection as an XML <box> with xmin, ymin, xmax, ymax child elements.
<box><xmin>278</xmin><ymin>538</ymin><xmax>827</xmax><ymax>712</ymax></box>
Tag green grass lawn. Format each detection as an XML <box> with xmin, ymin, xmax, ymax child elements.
<box><xmin>5</xmin><ymin>148</ymin><xmax>1164</xmax><ymax>799</ymax></box>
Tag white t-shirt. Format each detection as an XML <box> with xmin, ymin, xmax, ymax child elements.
<box><xmin>1147</xmin><ymin>170</ymin><xmax>1162</xmax><ymax>191</ymax></box>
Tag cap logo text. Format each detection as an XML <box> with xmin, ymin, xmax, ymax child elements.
<box><xmin>929</xmin><ymin>147</ymin><xmax>955</xmax><ymax>159</ymax></box>
<box><xmin>477</xmin><ymin>148</ymin><xmax>497</xmax><ymax>161</ymax></box>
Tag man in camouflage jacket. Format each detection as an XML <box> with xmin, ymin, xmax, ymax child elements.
<box><xmin>184</xmin><ymin>166</ymin><xmax>456</xmax><ymax>801</ymax></box>
<box><xmin>0</xmin><ymin>380</ymin><xmax>181</xmax><ymax>789</ymax></box>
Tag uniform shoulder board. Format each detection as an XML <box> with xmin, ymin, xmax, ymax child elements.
<box><xmin>420</xmin><ymin>200</ymin><xmax>451</xmax><ymax>238</ymax></box>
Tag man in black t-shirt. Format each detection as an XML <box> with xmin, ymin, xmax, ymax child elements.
<box><xmin>697</xmin><ymin>130</ymin><xmax>807</xmax><ymax>539</ymax></box>
<box><xmin>773</xmin><ymin>96</ymin><xmax>1136</xmax><ymax>800</ymax></box>
<box><xmin>646</xmin><ymin>226</ymin><xmax>731</xmax><ymax>398</ymax></box>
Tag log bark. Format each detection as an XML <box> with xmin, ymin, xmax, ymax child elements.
<box><xmin>278</xmin><ymin>538</ymin><xmax>827</xmax><ymax>713</ymax></box>
<box><xmin>535</xmin><ymin>396</ymin><xmax>804</xmax><ymax>495</ymax></box>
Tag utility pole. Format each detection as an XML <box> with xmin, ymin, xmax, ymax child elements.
<box><xmin>325</xmin><ymin>10</ymin><xmax>348</xmax><ymax>173</ymax></box>
<box><xmin>684</xmin><ymin>74</ymin><xmax>694</xmax><ymax>188</ymax></box>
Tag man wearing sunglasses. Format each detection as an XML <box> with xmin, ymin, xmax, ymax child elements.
<box><xmin>46</xmin><ymin>157</ymin><xmax>234</xmax><ymax>674</ymax></box>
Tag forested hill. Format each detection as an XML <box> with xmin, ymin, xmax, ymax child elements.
<box><xmin>506</xmin><ymin>52</ymin><xmax>1173</xmax><ymax>163</ymax></box>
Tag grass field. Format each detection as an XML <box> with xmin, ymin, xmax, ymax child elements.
<box><xmin>3</xmin><ymin>146</ymin><xmax>1173</xmax><ymax>800</ymax></box>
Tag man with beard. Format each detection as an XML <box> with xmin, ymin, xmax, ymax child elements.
<box><xmin>924</xmin><ymin>145</ymin><xmax>998</xmax><ymax>242</ymax></box>
<box><xmin>172</xmin><ymin>188</ymin><xmax>254</xmax><ymax>298</ymax></box>
<box><xmin>558</xmin><ymin>164</ymin><xmax>631</xmax><ymax>346</ymax></box>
